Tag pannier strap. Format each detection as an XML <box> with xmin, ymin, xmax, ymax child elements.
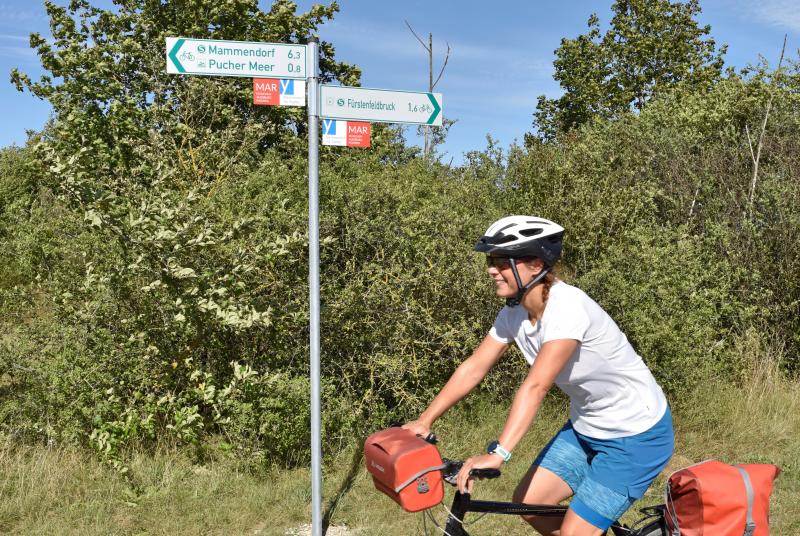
<box><xmin>394</xmin><ymin>464</ymin><xmax>447</xmax><ymax>494</ymax></box>
<box><xmin>664</xmin><ymin>481</ymin><xmax>680</xmax><ymax>536</ymax></box>
<box><xmin>736</xmin><ymin>466</ymin><xmax>757</xmax><ymax>536</ymax></box>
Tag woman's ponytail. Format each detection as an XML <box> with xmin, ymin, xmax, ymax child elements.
<box><xmin>542</xmin><ymin>270</ymin><xmax>556</xmax><ymax>306</ymax></box>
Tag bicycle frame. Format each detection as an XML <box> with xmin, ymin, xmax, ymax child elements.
<box><xmin>449</xmin><ymin>490</ymin><xmax>568</xmax><ymax>518</ymax></box>
<box><xmin>441</xmin><ymin>490</ymin><xmax>665</xmax><ymax>536</ymax></box>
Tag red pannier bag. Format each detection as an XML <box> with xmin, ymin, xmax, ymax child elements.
<box><xmin>665</xmin><ymin>459</ymin><xmax>780</xmax><ymax>536</ymax></box>
<box><xmin>364</xmin><ymin>427</ymin><xmax>446</xmax><ymax>512</ymax></box>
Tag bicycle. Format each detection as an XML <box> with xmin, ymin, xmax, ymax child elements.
<box><xmin>427</xmin><ymin>458</ymin><xmax>668</xmax><ymax>535</ymax></box>
<box><xmin>418</xmin><ymin>437</ymin><xmax>668</xmax><ymax>536</ymax></box>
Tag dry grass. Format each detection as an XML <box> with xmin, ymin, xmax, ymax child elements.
<box><xmin>1</xmin><ymin>375</ymin><xmax>797</xmax><ymax>535</ymax></box>
<box><xmin>0</xmin><ymin>444</ymin><xmax>313</xmax><ymax>535</ymax></box>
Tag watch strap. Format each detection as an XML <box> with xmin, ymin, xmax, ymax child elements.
<box><xmin>488</xmin><ymin>440</ymin><xmax>512</xmax><ymax>462</ymax></box>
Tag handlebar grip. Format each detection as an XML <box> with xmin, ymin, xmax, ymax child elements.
<box><xmin>470</xmin><ymin>468</ymin><xmax>501</xmax><ymax>479</ymax></box>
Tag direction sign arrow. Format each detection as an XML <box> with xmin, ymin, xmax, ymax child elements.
<box><xmin>166</xmin><ymin>37</ymin><xmax>307</xmax><ymax>79</ymax></box>
<box><xmin>169</xmin><ymin>38</ymin><xmax>186</xmax><ymax>73</ymax></box>
<box><xmin>320</xmin><ymin>85</ymin><xmax>443</xmax><ymax>126</ymax></box>
<box><xmin>426</xmin><ymin>92</ymin><xmax>441</xmax><ymax>125</ymax></box>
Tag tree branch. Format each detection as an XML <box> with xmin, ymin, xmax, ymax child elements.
<box><xmin>748</xmin><ymin>34</ymin><xmax>787</xmax><ymax>220</ymax></box>
<box><xmin>404</xmin><ymin>20</ymin><xmax>429</xmax><ymax>51</ymax></box>
<box><xmin>432</xmin><ymin>42</ymin><xmax>450</xmax><ymax>90</ymax></box>
<box><xmin>688</xmin><ymin>184</ymin><xmax>700</xmax><ymax>220</ymax></box>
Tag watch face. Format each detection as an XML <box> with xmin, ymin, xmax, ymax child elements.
<box><xmin>487</xmin><ymin>440</ymin><xmax>499</xmax><ymax>454</ymax></box>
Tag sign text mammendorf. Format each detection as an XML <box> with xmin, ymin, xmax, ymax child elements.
<box><xmin>166</xmin><ymin>37</ymin><xmax>307</xmax><ymax>79</ymax></box>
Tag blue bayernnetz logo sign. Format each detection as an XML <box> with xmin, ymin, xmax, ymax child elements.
<box><xmin>322</xmin><ymin>119</ymin><xmax>337</xmax><ymax>135</ymax></box>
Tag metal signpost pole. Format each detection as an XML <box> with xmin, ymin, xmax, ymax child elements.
<box><xmin>306</xmin><ymin>37</ymin><xmax>323</xmax><ymax>536</ymax></box>
<box><xmin>166</xmin><ymin>36</ymin><xmax>443</xmax><ymax>535</ymax></box>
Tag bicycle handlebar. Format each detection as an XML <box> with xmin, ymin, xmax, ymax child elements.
<box><xmin>387</xmin><ymin>422</ymin><xmax>502</xmax><ymax>482</ymax></box>
<box><xmin>442</xmin><ymin>459</ymin><xmax>502</xmax><ymax>485</ymax></box>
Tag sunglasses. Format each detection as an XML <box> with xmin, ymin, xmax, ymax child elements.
<box><xmin>485</xmin><ymin>256</ymin><xmax>512</xmax><ymax>268</ymax></box>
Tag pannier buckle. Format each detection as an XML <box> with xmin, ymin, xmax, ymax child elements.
<box><xmin>417</xmin><ymin>476</ymin><xmax>430</xmax><ymax>494</ymax></box>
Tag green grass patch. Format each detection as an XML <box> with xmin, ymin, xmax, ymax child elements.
<box><xmin>2</xmin><ymin>378</ymin><xmax>797</xmax><ymax>535</ymax></box>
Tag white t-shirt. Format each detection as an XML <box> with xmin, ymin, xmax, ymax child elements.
<box><xmin>489</xmin><ymin>281</ymin><xmax>668</xmax><ymax>439</ymax></box>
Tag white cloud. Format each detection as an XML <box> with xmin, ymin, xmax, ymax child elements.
<box><xmin>740</xmin><ymin>0</ymin><xmax>800</xmax><ymax>33</ymax></box>
<box><xmin>320</xmin><ymin>18</ymin><xmax>429</xmax><ymax>60</ymax></box>
<box><xmin>0</xmin><ymin>32</ymin><xmax>36</xmax><ymax>61</ymax></box>
<box><xmin>0</xmin><ymin>45</ymin><xmax>35</xmax><ymax>59</ymax></box>
<box><xmin>0</xmin><ymin>6</ymin><xmax>44</xmax><ymax>24</ymax></box>
<box><xmin>0</xmin><ymin>34</ymin><xmax>30</xmax><ymax>42</ymax></box>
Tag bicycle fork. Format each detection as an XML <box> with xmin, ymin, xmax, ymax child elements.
<box><xmin>442</xmin><ymin>491</ymin><xmax>471</xmax><ymax>536</ymax></box>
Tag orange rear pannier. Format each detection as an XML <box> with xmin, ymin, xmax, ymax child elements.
<box><xmin>364</xmin><ymin>427</ymin><xmax>445</xmax><ymax>512</ymax></box>
<box><xmin>665</xmin><ymin>459</ymin><xmax>780</xmax><ymax>535</ymax></box>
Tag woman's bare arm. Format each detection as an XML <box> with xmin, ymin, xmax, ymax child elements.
<box><xmin>455</xmin><ymin>338</ymin><xmax>579</xmax><ymax>492</ymax></box>
<box><xmin>404</xmin><ymin>335</ymin><xmax>508</xmax><ymax>434</ymax></box>
<box><xmin>497</xmin><ymin>338</ymin><xmax>578</xmax><ymax>451</ymax></box>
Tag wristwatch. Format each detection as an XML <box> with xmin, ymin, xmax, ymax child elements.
<box><xmin>486</xmin><ymin>440</ymin><xmax>512</xmax><ymax>462</ymax></box>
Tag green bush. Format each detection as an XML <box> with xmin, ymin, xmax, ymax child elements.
<box><xmin>509</xmin><ymin>68</ymin><xmax>800</xmax><ymax>393</ymax></box>
<box><xmin>3</xmin><ymin>49</ymin><xmax>799</xmax><ymax>467</ymax></box>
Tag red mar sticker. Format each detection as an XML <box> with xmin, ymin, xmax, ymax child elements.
<box><xmin>253</xmin><ymin>78</ymin><xmax>280</xmax><ymax>106</ymax></box>
<box><xmin>346</xmin><ymin>122</ymin><xmax>371</xmax><ymax>147</ymax></box>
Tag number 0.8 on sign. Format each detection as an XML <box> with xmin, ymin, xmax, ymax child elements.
<box><xmin>166</xmin><ymin>37</ymin><xmax>307</xmax><ymax>79</ymax></box>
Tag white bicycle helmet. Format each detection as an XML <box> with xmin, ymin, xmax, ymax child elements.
<box><xmin>474</xmin><ymin>216</ymin><xmax>565</xmax><ymax>306</ymax></box>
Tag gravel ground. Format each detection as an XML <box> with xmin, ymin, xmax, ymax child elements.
<box><xmin>283</xmin><ymin>524</ymin><xmax>354</xmax><ymax>535</ymax></box>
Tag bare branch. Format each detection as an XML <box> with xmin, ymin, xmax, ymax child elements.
<box><xmin>748</xmin><ymin>34</ymin><xmax>787</xmax><ymax>219</ymax></box>
<box><xmin>432</xmin><ymin>42</ymin><xmax>451</xmax><ymax>90</ymax></box>
<box><xmin>745</xmin><ymin>124</ymin><xmax>756</xmax><ymax>166</ymax></box>
<box><xmin>688</xmin><ymin>184</ymin><xmax>700</xmax><ymax>219</ymax></box>
<box><xmin>405</xmin><ymin>22</ymin><xmax>450</xmax><ymax>161</ymax></box>
<box><xmin>404</xmin><ymin>19</ymin><xmax>429</xmax><ymax>51</ymax></box>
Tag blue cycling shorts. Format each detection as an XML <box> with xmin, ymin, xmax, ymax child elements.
<box><xmin>532</xmin><ymin>407</ymin><xmax>674</xmax><ymax>530</ymax></box>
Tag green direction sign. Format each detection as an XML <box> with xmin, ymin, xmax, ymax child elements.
<box><xmin>166</xmin><ymin>37</ymin><xmax>307</xmax><ymax>79</ymax></box>
<box><xmin>320</xmin><ymin>85</ymin><xmax>442</xmax><ymax>126</ymax></box>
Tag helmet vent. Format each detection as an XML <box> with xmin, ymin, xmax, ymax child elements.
<box><xmin>519</xmin><ymin>228</ymin><xmax>543</xmax><ymax>237</ymax></box>
<box><xmin>492</xmin><ymin>234</ymin><xmax>516</xmax><ymax>244</ymax></box>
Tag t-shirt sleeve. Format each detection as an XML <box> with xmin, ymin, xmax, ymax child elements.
<box><xmin>489</xmin><ymin>306</ymin><xmax>513</xmax><ymax>344</ymax></box>
<box><xmin>542</xmin><ymin>293</ymin><xmax>591</xmax><ymax>343</ymax></box>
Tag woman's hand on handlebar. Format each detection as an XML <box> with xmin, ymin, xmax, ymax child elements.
<box><xmin>401</xmin><ymin>419</ymin><xmax>432</xmax><ymax>438</ymax></box>
<box><xmin>456</xmin><ymin>453</ymin><xmax>503</xmax><ymax>494</ymax></box>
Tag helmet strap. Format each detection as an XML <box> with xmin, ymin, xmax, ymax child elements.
<box><xmin>506</xmin><ymin>260</ymin><xmax>551</xmax><ymax>307</ymax></box>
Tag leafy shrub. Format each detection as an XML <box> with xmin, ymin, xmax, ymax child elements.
<box><xmin>3</xmin><ymin>16</ymin><xmax>799</xmax><ymax>467</ymax></box>
<box><xmin>510</xmin><ymin>66</ymin><xmax>800</xmax><ymax>392</ymax></box>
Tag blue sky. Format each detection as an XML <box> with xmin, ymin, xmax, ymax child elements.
<box><xmin>1</xmin><ymin>0</ymin><xmax>798</xmax><ymax>163</ymax></box>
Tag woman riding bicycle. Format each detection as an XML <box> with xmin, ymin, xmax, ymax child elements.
<box><xmin>403</xmin><ymin>216</ymin><xmax>674</xmax><ymax>536</ymax></box>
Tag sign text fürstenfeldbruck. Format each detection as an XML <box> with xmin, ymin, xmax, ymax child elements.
<box><xmin>320</xmin><ymin>85</ymin><xmax>442</xmax><ymax>126</ymax></box>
